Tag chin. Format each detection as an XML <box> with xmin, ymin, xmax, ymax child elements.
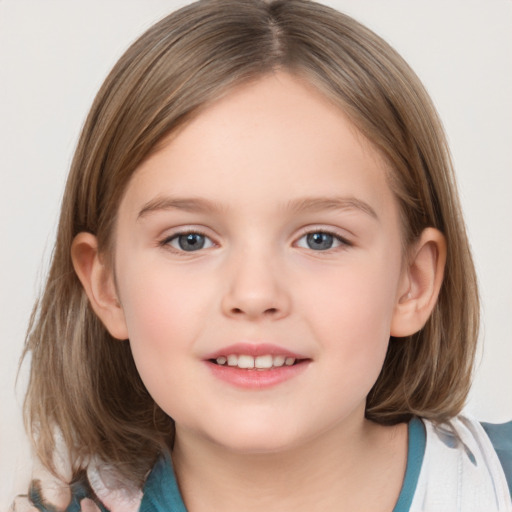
<box><xmin>214</xmin><ymin>433</ymin><xmax>300</xmax><ymax>455</ymax></box>
<box><xmin>201</xmin><ymin>414</ymin><xmax>310</xmax><ymax>455</ymax></box>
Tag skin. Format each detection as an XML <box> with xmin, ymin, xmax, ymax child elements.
<box><xmin>73</xmin><ymin>72</ymin><xmax>446</xmax><ymax>511</ymax></box>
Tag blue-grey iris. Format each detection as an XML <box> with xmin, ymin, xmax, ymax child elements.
<box><xmin>307</xmin><ymin>232</ymin><xmax>334</xmax><ymax>250</ymax></box>
<box><xmin>178</xmin><ymin>233</ymin><xmax>206</xmax><ymax>251</ymax></box>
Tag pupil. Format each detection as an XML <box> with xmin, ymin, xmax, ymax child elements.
<box><xmin>179</xmin><ymin>233</ymin><xmax>205</xmax><ymax>251</ymax></box>
<box><xmin>307</xmin><ymin>232</ymin><xmax>333</xmax><ymax>250</ymax></box>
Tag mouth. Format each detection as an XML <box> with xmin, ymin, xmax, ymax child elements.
<box><xmin>209</xmin><ymin>354</ymin><xmax>305</xmax><ymax>370</ymax></box>
<box><xmin>204</xmin><ymin>344</ymin><xmax>310</xmax><ymax>388</ymax></box>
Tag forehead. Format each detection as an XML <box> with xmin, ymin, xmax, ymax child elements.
<box><xmin>120</xmin><ymin>72</ymin><xmax>397</xmax><ymax>223</ymax></box>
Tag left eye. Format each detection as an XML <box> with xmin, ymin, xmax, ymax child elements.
<box><xmin>165</xmin><ymin>232</ymin><xmax>214</xmax><ymax>252</ymax></box>
<box><xmin>296</xmin><ymin>232</ymin><xmax>345</xmax><ymax>251</ymax></box>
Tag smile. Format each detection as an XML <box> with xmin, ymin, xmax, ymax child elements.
<box><xmin>204</xmin><ymin>343</ymin><xmax>309</xmax><ymax>388</ymax></box>
<box><xmin>205</xmin><ymin>344</ymin><xmax>310</xmax><ymax>389</ymax></box>
<box><xmin>213</xmin><ymin>354</ymin><xmax>298</xmax><ymax>370</ymax></box>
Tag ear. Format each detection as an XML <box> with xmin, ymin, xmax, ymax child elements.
<box><xmin>71</xmin><ymin>232</ymin><xmax>129</xmax><ymax>340</ymax></box>
<box><xmin>390</xmin><ymin>227</ymin><xmax>446</xmax><ymax>337</ymax></box>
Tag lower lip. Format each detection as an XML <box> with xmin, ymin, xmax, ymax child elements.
<box><xmin>205</xmin><ymin>361</ymin><xmax>310</xmax><ymax>389</ymax></box>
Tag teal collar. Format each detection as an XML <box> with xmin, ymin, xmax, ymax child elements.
<box><xmin>392</xmin><ymin>417</ymin><xmax>426</xmax><ymax>512</ymax></box>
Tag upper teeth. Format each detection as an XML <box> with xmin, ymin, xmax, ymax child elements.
<box><xmin>215</xmin><ymin>354</ymin><xmax>296</xmax><ymax>369</ymax></box>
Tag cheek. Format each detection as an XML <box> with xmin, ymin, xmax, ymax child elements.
<box><xmin>118</xmin><ymin>274</ymin><xmax>208</xmax><ymax>418</ymax></box>
<box><xmin>119</xmin><ymin>258</ymin><xmax>210</xmax><ymax>337</ymax></box>
<box><xmin>296</xmin><ymin>254</ymin><xmax>402</xmax><ymax>384</ymax></box>
<box><xmin>115</xmin><ymin>262</ymin><xmax>213</xmax><ymax>388</ymax></box>
<box><xmin>301</xmin><ymin>256</ymin><xmax>401</xmax><ymax>337</ymax></box>
<box><xmin>123</xmin><ymin>283</ymin><xmax>183</xmax><ymax>347</ymax></box>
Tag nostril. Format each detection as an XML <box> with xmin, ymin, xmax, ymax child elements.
<box><xmin>230</xmin><ymin>307</ymin><xmax>279</xmax><ymax>316</ymax></box>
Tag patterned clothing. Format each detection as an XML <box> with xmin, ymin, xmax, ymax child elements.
<box><xmin>11</xmin><ymin>415</ymin><xmax>512</xmax><ymax>512</ymax></box>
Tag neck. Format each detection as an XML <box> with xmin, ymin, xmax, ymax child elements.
<box><xmin>172</xmin><ymin>416</ymin><xmax>407</xmax><ymax>512</ymax></box>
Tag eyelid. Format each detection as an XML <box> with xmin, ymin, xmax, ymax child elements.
<box><xmin>157</xmin><ymin>225</ymin><xmax>353</xmax><ymax>255</ymax></box>
<box><xmin>294</xmin><ymin>226</ymin><xmax>353</xmax><ymax>246</ymax></box>
<box><xmin>159</xmin><ymin>227</ymin><xmax>218</xmax><ymax>254</ymax></box>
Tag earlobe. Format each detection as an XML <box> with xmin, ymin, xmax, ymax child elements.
<box><xmin>390</xmin><ymin>227</ymin><xmax>446</xmax><ymax>337</ymax></box>
<box><xmin>71</xmin><ymin>232</ymin><xmax>129</xmax><ymax>340</ymax></box>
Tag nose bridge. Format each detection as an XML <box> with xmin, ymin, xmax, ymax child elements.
<box><xmin>221</xmin><ymin>238</ymin><xmax>290</xmax><ymax>320</ymax></box>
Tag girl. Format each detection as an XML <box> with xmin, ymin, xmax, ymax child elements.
<box><xmin>10</xmin><ymin>1</ymin><xmax>512</xmax><ymax>511</ymax></box>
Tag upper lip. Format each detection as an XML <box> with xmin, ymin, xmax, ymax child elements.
<box><xmin>204</xmin><ymin>343</ymin><xmax>308</xmax><ymax>360</ymax></box>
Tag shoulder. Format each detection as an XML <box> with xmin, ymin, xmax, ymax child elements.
<box><xmin>481</xmin><ymin>420</ymin><xmax>512</xmax><ymax>496</ymax></box>
<box><xmin>10</xmin><ymin>477</ymin><xmax>107</xmax><ymax>512</ymax></box>
<box><xmin>10</xmin><ymin>460</ymin><xmax>142</xmax><ymax>512</ymax></box>
<box><xmin>409</xmin><ymin>415</ymin><xmax>512</xmax><ymax>511</ymax></box>
<box><xmin>86</xmin><ymin>462</ymin><xmax>142</xmax><ymax>512</ymax></box>
<box><xmin>427</xmin><ymin>415</ymin><xmax>512</xmax><ymax>491</ymax></box>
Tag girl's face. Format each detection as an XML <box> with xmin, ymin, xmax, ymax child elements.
<box><xmin>113</xmin><ymin>72</ymin><xmax>408</xmax><ymax>453</ymax></box>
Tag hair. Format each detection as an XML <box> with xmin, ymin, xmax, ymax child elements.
<box><xmin>23</xmin><ymin>0</ymin><xmax>479</xmax><ymax>487</ymax></box>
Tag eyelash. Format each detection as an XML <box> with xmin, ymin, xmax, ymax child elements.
<box><xmin>159</xmin><ymin>227</ymin><xmax>352</xmax><ymax>255</ymax></box>
<box><xmin>295</xmin><ymin>228</ymin><xmax>352</xmax><ymax>252</ymax></box>
<box><xmin>159</xmin><ymin>229</ymin><xmax>215</xmax><ymax>256</ymax></box>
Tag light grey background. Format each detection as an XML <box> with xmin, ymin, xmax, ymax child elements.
<box><xmin>1</xmin><ymin>1</ymin><xmax>511</xmax><ymax>508</ymax></box>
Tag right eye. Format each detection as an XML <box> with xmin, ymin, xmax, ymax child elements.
<box><xmin>163</xmin><ymin>232</ymin><xmax>215</xmax><ymax>252</ymax></box>
<box><xmin>295</xmin><ymin>230</ymin><xmax>349</xmax><ymax>251</ymax></box>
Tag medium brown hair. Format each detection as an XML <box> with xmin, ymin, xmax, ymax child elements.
<box><xmin>23</xmin><ymin>0</ymin><xmax>479</xmax><ymax>486</ymax></box>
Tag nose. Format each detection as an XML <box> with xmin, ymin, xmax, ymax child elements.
<box><xmin>220</xmin><ymin>249</ymin><xmax>291</xmax><ymax>321</ymax></box>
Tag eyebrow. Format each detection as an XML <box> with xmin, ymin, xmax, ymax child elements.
<box><xmin>285</xmin><ymin>196</ymin><xmax>378</xmax><ymax>220</ymax></box>
<box><xmin>138</xmin><ymin>197</ymin><xmax>226</xmax><ymax>219</ymax></box>
<box><xmin>137</xmin><ymin>195</ymin><xmax>378</xmax><ymax>220</ymax></box>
